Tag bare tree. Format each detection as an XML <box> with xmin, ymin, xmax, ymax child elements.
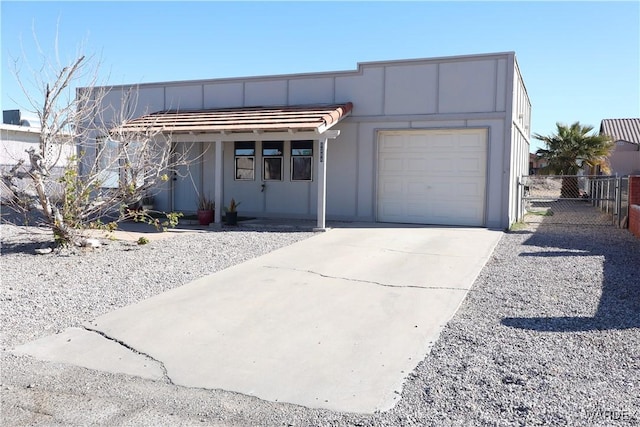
<box><xmin>2</xmin><ymin>37</ymin><xmax>190</xmax><ymax>247</ymax></box>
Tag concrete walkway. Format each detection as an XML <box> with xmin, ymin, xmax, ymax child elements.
<box><xmin>13</xmin><ymin>225</ymin><xmax>503</xmax><ymax>414</ymax></box>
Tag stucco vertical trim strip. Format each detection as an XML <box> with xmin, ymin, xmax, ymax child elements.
<box><xmin>214</xmin><ymin>138</ymin><xmax>223</xmax><ymax>224</ymax></box>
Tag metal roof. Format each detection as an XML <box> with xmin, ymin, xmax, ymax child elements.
<box><xmin>600</xmin><ymin>118</ymin><xmax>640</xmax><ymax>145</ymax></box>
<box><xmin>116</xmin><ymin>103</ymin><xmax>353</xmax><ymax>136</ymax></box>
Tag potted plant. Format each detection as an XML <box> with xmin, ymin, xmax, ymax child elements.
<box><xmin>224</xmin><ymin>198</ymin><xmax>240</xmax><ymax>226</ymax></box>
<box><xmin>196</xmin><ymin>195</ymin><xmax>214</xmax><ymax>225</ymax></box>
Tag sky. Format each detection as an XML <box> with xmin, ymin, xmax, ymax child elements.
<box><xmin>1</xmin><ymin>1</ymin><xmax>639</xmax><ymax>153</ymax></box>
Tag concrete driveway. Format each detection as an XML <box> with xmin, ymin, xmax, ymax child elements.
<box><xmin>13</xmin><ymin>225</ymin><xmax>502</xmax><ymax>414</ymax></box>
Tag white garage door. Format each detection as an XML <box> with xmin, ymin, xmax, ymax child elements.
<box><xmin>377</xmin><ymin>129</ymin><xmax>487</xmax><ymax>226</ymax></box>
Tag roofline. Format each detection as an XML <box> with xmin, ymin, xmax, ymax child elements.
<box><xmin>512</xmin><ymin>55</ymin><xmax>531</xmax><ymax>108</ymax></box>
<box><xmin>600</xmin><ymin>118</ymin><xmax>640</xmax><ymax>145</ymax></box>
<box><xmin>600</xmin><ymin>118</ymin><xmax>640</xmax><ymax>122</ymax></box>
<box><xmin>80</xmin><ymin>51</ymin><xmax>517</xmax><ymax>93</ymax></box>
<box><xmin>0</xmin><ymin>123</ymin><xmax>41</xmax><ymax>134</ymax></box>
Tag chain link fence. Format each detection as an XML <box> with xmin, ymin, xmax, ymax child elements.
<box><xmin>521</xmin><ymin>175</ymin><xmax>629</xmax><ymax>227</ymax></box>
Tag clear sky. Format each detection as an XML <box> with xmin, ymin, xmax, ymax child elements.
<box><xmin>1</xmin><ymin>1</ymin><xmax>639</xmax><ymax>152</ymax></box>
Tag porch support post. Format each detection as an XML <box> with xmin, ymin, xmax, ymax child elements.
<box><xmin>315</xmin><ymin>136</ymin><xmax>329</xmax><ymax>231</ymax></box>
<box><xmin>214</xmin><ymin>138</ymin><xmax>223</xmax><ymax>224</ymax></box>
<box><xmin>313</xmin><ymin>130</ymin><xmax>340</xmax><ymax>231</ymax></box>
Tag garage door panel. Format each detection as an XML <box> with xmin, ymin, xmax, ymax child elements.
<box><xmin>428</xmin><ymin>156</ymin><xmax>455</xmax><ymax>173</ymax></box>
<box><xmin>379</xmin><ymin>179</ymin><xmax>403</xmax><ymax>196</ymax></box>
<box><xmin>378</xmin><ymin>129</ymin><xmax>486</xmax><ymax>226</ymax></box>
<box><xmin>428</xmin><ymin>133</ymin><xmax>454</xmax><ymax>145</ymax></box>
<box><xmin>456</xmin><ymin>157</ymin><xmax>485</xmax><ymax>174</ymax></box>
<box><xmin>379</xmin><ymin>202</ymin><xmax>404</xmax><ymax>217</ymax></box>
<box><xmin>380</xmin><ymin>158</ymin><xmax>404</xmax><ymax>173</ymax></box>
<box><xmin>457</xmin><ymin>182</ymin><xmax>484</xmax><ymax>197</ymax></box>
<box><xmin>428</xmin><ymin>200</ymin><xmax>454</xmax><ymax>217</ymax></box>
<box><xmin>407</xmin><ymin>134</ymin><xmax>430</xmax><ymax>148</ymax></box>
<box><xmin>407</xmin><ymin>158</ymin><xmax>429</xmax><ymax>171</ymax></box>
<box><xmin>406</xmin><ymin>180</ymin><xmax>429</xmax><ymax>196</ymax></box>
<box><xmin>430</xmin><ymin>203</ymin><xmax>483</xmax><ymax>225</ymax></box>
<box><xmin>458</xmin><ymin>133</ymin><xmax>485</xmax><ymax>148</ymax></box>
<box><xmin>380</xmin><ymin>135</ymin><xmax>404</xmax><ymax>152</ymax></box>
<box><xmin>407</xmin><ymin>202</ymin><xmax>430</xmax><ymax>216</ymax></box>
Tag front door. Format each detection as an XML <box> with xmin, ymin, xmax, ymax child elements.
<box><xmin>172</xmin><ymin>142</ymin><xmax>202</xmax><ymax>213</ymax></box>
<box><xmin>261</xmin><ymin>141</ymin><xmax>290</xmax><ymax>214</ymax></box>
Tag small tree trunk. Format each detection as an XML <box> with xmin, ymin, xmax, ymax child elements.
<box><xmin>51</xmin><ymin>206</ymin><xmax>81</xmax><ymax>247</ymax></box>
<box><xmin>560</xmin><ymin>176</ymin><xmax>580</xmax><ymax>198</ymax></box>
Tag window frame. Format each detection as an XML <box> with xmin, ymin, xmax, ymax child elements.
<box><xmin>263</xmin><ymin>157</ymin><xmax>283</xmax><ymax>181</ymax></box>
<box><xmin>96</xmin><ymin>136</ymin><xmax>121</xmax><ymax>189</ymax></box>
<box><xmin>262</xmin><ymin>141</ymin><xmax>284</xmax><ymax>181</ymax></box>
<box><xmin>234</xmin><ymin>141</ymin><xmax>256</xmax><ymax>181</ymax></box>
<box><xmin>290</xmin><ymin>140</ymin><xmax>314</xmax><ymax>182</ymax></box>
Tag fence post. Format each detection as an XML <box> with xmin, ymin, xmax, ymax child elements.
<box><xmin>628</xmin><ymin>176</ymin><xmax>640</xmax><ymax>237</ymax></box>
<box><xmin>607</xmin><ymin>179</ymin><xmax>613</xmax><ymax>215</ymax></box>
<box><xmin>517</xmin><ymin>175</ymin><xmax>523</xmax><ymax>222</ymax></box>
<box><xmin>615</xmin><ymin>177</ymin><xmax>621</xmax><ymax>227</ymax></box>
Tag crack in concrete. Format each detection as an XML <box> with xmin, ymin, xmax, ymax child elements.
<box><xmin>81</xmin><ymin>325</ymin><xmax>174</xmax><ymax>385</ymax></box>
<box><xmin>264</xmin><ymin>266</ymin><xmax>469</xmax><ymax>291</ymax></box>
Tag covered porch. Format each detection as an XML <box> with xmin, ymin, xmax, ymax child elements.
<box><xmin>118</xmin><ymin>103</ymin><xmax>352</xmax><ymax>230</ymax></box>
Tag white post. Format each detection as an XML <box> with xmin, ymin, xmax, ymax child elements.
<box><xmin>214</xmin><ymin>138</ymin><xmax>223</xmax><ymax>224</ymax></box>
<box><xmin>315</xmin><ymin>136</ymin><xmax>328</xmax><ymax>231</ymax></box>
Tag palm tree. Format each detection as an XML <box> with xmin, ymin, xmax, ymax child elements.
<box><xmin>533</xmin><ymin>122</ymin><xmax>613</xmax><ymax>198</ymax></box>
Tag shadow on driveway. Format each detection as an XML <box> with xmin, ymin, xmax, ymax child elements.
<box><xmin>502</xmin><ymin>224</ymin><xmax>640</xmax><ymax>332</ymax></box>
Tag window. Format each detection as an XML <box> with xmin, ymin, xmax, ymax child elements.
<box><xmin>263</xmin><ymin>141</ymin><xmax>283</xmax><ymax>181</ymax></box>
<box><xmin>97</xmin><ymin>137</ymin><xmax>120</xmax><ymax>188</ymax></box>
<box><xmin>122</xmin><ymin>140</ymin><xmax>145</xmax><ymax>189</ymax></box>
<box><xmin>235</xmin><ymin>141</ymin><xmax>255</xmax><ymax>180</ymax></box>
<box><xmin>291</xmin><ymin>140</ymin><xmax>313</xmax><ymax>181</ymax></box>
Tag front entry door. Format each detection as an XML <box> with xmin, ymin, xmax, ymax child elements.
<box><xmin>261</xmin><ymin>141</ymin><xmax>290</xmax><ymax>214</ymax></box>
<box><xmin>172</xmin><ymin>142</ymin><xmax>202</xmax><ymax>213</ymax></box>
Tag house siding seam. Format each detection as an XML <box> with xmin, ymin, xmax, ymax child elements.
<box><xmin>628</xmin><ymin>176</ymin><xmax>640</xmax><ymax>239</ymax></box>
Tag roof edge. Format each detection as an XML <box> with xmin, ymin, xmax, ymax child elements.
<box><xmin>83</xmin><ymin>52</ymin><xmax>517</xmax><ymax>93</ymax></box>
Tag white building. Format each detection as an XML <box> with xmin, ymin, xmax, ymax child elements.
<box><xmin>81</xmin><ymin>51</ymin><xmax>531</xmax><ymax>229</ymax></box>
<box><xmin>1</xmin><ymin>110</ymin><xmax>75</xmax><ymax>203</ymax></box>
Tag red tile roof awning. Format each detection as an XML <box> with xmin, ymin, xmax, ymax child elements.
<box><xmin>115</xmin><ymin>103</ymin><xmax>353</xmax><ymax>137</ymax></box>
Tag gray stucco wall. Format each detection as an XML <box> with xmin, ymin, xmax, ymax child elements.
<box><xmin>83</xmin><ymin>51</ymin><xmax>531</xmax><ymax>229</ymax></box>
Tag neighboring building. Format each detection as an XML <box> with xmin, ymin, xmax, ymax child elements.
<box><xmin>80</xmin><ymin>51</ymin><xmax>531</xmax><ymax>229</ymax></box>
<box><xmin>1</xmin><ymin>109</ymin><xmax>74</xmax><ymax>203</ymax></box>
<box><xmin>529</xmin><ymin>153</ymin><xmax>547</xmax><ymax>175</ymax></box>
<box><xmin>599</xmin><ymin>118</ymin><xmax>640</xmax><ymax>176</ymax></box>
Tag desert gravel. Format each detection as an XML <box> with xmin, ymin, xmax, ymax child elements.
<box><xmin>1</xmin><ymin>221</ymin><xmax>639</xmax><ymax>426</ymax></box>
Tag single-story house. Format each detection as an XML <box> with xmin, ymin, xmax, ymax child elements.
<box><xmin>529</xmin><ymin>153</ymin><xmax>547</xmax><ymax>175</ymax></box>
<box><xmin>599</xmin><ymin>118</ymin><xmax>640</xmax><ymax>176</ymax></box>
<box><xmin>80</xmin><ymin>51</ymin><xmax>531</xmax><ymax>229</ymax></box>
<box><xmin>1</xmin><ymin>110</ymin><xmax>74</xmax><ymax>203</ymax></box>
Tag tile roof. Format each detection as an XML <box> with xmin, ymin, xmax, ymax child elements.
<box><xmin>116</xmin><ymin>103</ymin><xmax>353</xmax><ymax>136</ymax></box>
<box><xmin>600</xmin><ymin>118</ymin><xmax>640</xmax><ymax>145</ymax></box>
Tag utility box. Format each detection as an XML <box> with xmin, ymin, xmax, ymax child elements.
<box><xmin>3</xmin><ymin>110</ymin><xmax>21</xmax><ymax>125</ymax></box>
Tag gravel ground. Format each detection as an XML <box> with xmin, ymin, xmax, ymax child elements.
<box><xmin>1</xmin><ymin>221</ymin><xmax>639</xmax><ymax>426</ymax></box>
